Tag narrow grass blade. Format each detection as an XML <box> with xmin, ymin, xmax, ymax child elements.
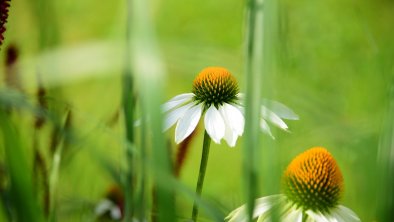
<box><xmin>122</xmin><ymin>0</ymin><xmax>137</xmax><ymax>219</ymax></box>
<box><xmin>260</xmin><ymin>0</ymin><xmax>280</xmax><ymax>221</ymax></box>
<box><xmin>0</xmin><ymin>110</ymin><xmax>45</xmax><ymax>222</ymax></box>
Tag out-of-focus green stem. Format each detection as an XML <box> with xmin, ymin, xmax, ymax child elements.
<box><xmin>377</xmin><ymin>83</ymin><xmax>394</xmax><ymax>221</ymax></box>
<box><xmin>48</xmin><ymin>142</ymin><xmax>63</xmax><ymax>222</ymax></box>
<box><xmin>244</xmin><ymin>0</ymin><xmax>260</xmax><ymax>221</ymax></box>
<box><xmin>191</xmin><ymin>130</ymin><xmax>212</xmax><ymax>221</ymax></box>
<box><xmin>123</xmin><ymin>0</ymin><xmax>136</xmax><ymax>219</ymax></box>
<box><xmin>128</xmin><ymin>0</ymin><xmax>176</xmax><ymax>220</ymax></box>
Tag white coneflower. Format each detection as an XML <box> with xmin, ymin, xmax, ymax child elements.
<box><xmin>163</xmin><ymin>66</ymin><xmax>298</xmax><ymax>147</ymax></box>
<box><xmin>163</xmin><ymin>67</ymin><xmax>298</xmax><ymax>222</ymax></box>
<box><xmin>94</xmin><ymin>186</ymin><xmax>124</xmax><ymax>221</ymax></box>
<box><xmin>226</xmin><ymin>147</ymin><xmax>361</xmax><ymax>222</ymax></box>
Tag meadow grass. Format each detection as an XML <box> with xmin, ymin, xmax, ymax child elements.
<box><xmin>1</xmin><ymin>0</ymin><xmax>393</xmax><ymax>221</ymax></box>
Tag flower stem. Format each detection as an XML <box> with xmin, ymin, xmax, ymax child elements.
<box><xmin>191</xmin><ymin>130</ymin><xmax>212</xmax><ymax>221</ymax></box>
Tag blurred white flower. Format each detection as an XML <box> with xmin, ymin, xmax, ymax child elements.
<box><xmin>163</xmin><ymin>67</ymin><xmax>298</xmax><ymax>147</ymax></box>
<box><xmin>226</xmin><ymin>148</ymin><xmax>361</xmax><ymax>222</ymax></box>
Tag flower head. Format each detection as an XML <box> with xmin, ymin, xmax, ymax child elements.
<box><xmin>283</xmin><ymin>147</ymin><xmax>343</xmax><ymax>214</ymax></box>
<box><xmin>192</xmin><ymin>67</ymin><xmax>239</xmax><ymax>109</ymax></box>
<box><xmin>226</xmin><ymin>147</ymin><xmax>361</xmax><ymax>222</ymax></box>
<box><xmin>163</xmin><ymin>67</ymin><xmax>298</xmax><ymax>147</ymax></box>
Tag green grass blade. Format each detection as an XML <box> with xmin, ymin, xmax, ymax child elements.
<box><xmin>0</xmin><ymin>110</ymin><xmax>45</xmax><ymax>222</ymax></box>
<box><xmin>122</xmin><ymin>0</ymin><xmax>137</xmax><ymax>219</ymax></box>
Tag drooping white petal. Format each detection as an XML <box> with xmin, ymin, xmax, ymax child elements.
<box><xmin>330</xmin><ymin>205</ymin><xmax>361</xmax><ymax>222</ymax></box>
<box><xmin>219</xmin><ymin>104</ymin><xmax>244</xmax><ymax>147</ymax></box>
<box><xmin>236</xmin><ymin>104</ymin><xmax>245</xmax><ymax>114</ymax></box>
<box><xmin>220</xmin><ymin>104</ymin><xmax>245</xmax><ymax>136</ymax></box>
<box><xmin>162</xmin><ymin>93</ymin><xmax>194</xmax><ymax>112</ymax></box>
<box><xmin>163</xmin><ymin>102</ymin><xmax>194</xmax><ymax>131</ymax></box>
<box><xmin>204</xmin><ymin>106</ymin><xmax>225</xmax><ymax>144</ymax></box>
<box><xmin>261</xmin><ymin>105</ymin><xmax>289</xmax><ymax>131</ymax></box>
<box><xmin>110</xmin><ymin>206</ymin><xmax>122</xmax><ymax>220</ymax></box>
<box><xmin>175</xmin><ymin>104</ymin><xmax>202</xmax><ymax>144</ymax></box>
<box><xmin>260</xmin><ymin>119</ymin><xmax>275</xmax><ymax>139</ymax></box>
<box><xmin>226</xmin><ymin>206</ymin><xmax>247</xmax><ymax>222</ymax></box>
<box><xmin>223</xmin><ymin>126</ymin><xmax>237</xmax><ymax>147</ymax></box>
<box><xmin>262</xmin><ymin>99</ymin><xmax>299</xmax><ymax>120</ymax></box>
<box><xmin>226</xmin><ymin>195</ymin><xmax>285</xmax><ymax>222</ymax></box>
<box><xmin>95</xmin><ymin>199</ymin><xmax>115</xmax><ymax>216</ymax></box>
<box><xmin>253</xmin><ymin>195</ymin><xmax>282</xmax><ymax>219</ymax></box>
<box><xmin>283</xmin><ymin>209</ymin><xmax>303</xmax><ymax>222</ymax></box>
<box><xmin>305</xmin><ymin>210</ymin><xmax>331</xmax><ymax>222</ymax></box>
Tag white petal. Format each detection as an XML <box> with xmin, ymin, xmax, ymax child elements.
<box><xmin>95</xmin><ymin>199</ymin><xmax>115</xmax><ymax>216</ymax></box>
<box><xmin>226</xmin><ymin>206</ymin><xmax>247</xmax><ymax>222</ymax></box>
<box><xmin>162</xmin><ymin>93</ymin><xmax>194</xmax><ymax>112</ymax></box>
<box><xmin>253</xmin><ymin>197</ymin><xmax>277</xmax><ymax>219</ymax></box>
<box><xmin>204</xmin><ymin>106</ymin><xmax>225</xmax><ymax>144</ymax></box>
<box><xmin>331</xmin><ymin>205</ymin><xmax>361</xmax><ymax>222</ymax></box>
<box><xmin>220</xmin><ymin>104</ymin><xmax>245</xmax><ymax>136</ymax></box>
<box><xmin>163</xmin><ymin>102</ymin><xmax>194</xmax><ymax>131</ymax></box>
<box><xmin>175</xmin><ymin>104</ymin><xmax>202</xmax><ymax>143</ymax></box>
<box><xmin>223</xmin><ymin>126</ymin><xmax>237</xmax><ymax>147</ymax></box>
<box><xmin>306</xmin><ymin>210</ymin><xmax>331</xmax><ymax>222</ymax></box>
<box><xmin>110</xmin><ymin>206</ymin><xmax>122</xmax><ymax>220</ymax></box>
<box><xmin>291</xmin><ymin>210</ymin><xmax>303</xmax><ymax>222</ymax></box>
<box><xmin>260</xmin><ymin>119</ymin><xmax>275</xmax><ymax>139</ymax></box>
<box><xmin>282</xmin><ymin>207</ymin><xmax>303</xmax><ymax>222</ymax></box>
<box><xmin>261</xmin><ymin>105</ymin><xmax>289</xmax><ymax>131</ymax></box>
<box><xmin>236</xmin><ymin>105</ymin><xmax>245</xmax><ymax>114</ymax></box>
<box><xmin>226</xmin><ymin>195</ymin><xmax>284</xmax><ymax>222</ymax></box>
<box><xmin>219</xmin><ymin>104</ymin><xmax>245</xmax><ymax>147</ymax></box>
<box><xmin>262</xmin><ymin>99</ymin><xmax>299</xmax><ymax>120</ymax></box>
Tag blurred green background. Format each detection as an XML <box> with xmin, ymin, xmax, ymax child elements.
<box><xmin>1</xmin><ymin>0</ymin><xmax>393</xmax><ymax>221</ymax></box>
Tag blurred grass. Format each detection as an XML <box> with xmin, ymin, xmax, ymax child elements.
<box><xmin>0</xmin><ymin>0</ymin><xmax>393</xmax><ymax>221</ymax></box>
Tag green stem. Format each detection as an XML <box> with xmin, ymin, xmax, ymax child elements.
<box><xmin>122</xmin><ymin>0</ymin><xmax>136</xmax><ymax>219</ymax></box>
<box><xmin>191</xmin><ymin>130</ymin><xmax>212</xmax><ymax>221</ymax></box>
<box><xmin>244</xmin><ymin>0</ymin><xmax>260</xmax><ymax>221</ymax></box>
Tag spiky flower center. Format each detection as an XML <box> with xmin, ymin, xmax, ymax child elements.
<box><xmin>283</xmin><ymin>147</ymin><xmax>343</xmax><ymax>213</ymax></box>
<box><xmin>192</xmin><ymin>67</ymin><xmax>239</xmax><ymax>109</ymax></box>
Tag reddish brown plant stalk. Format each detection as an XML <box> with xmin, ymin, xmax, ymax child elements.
<box><xmin>0</xmin><ymin>0</ymin><xmax>10</xmax><ymax>47</ymax></box>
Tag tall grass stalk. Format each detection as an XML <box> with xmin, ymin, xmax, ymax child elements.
<box><xmin>129</xmin><ymin>0</ymin><xmax>176</xmax><ymax>221</ymax></box>
<box><xmin>30</xmin><ymin>1</ymin><xmax>63</xmax><ymax>220</ymax></box>
<box><xmin>377</xmin><ymin>83</ymin><xmax>394</xmax><ymax>221</ymax></box>
<box><xmin>48</xmin><ymin>110</ymin><xmax>72</xmax><ymax>221</ymax></box>
<box><xmin>0</xmin><ymin>110</ymin><xmax>44</xmax><ymax>222</ymax></box>
<box><xmin>137</xmin><ymin>109</ymin><xmax>147</xmax><ymax>221</ymax></box>
<box><xmin>122</xmin><ymin>0</ymin><xmax>137</xmax><ymax>219</ymax></box>
<box><xmin>261</xmin><ymin>0</ymin><xmax>280</xmax><ymax>221</ymax></box>
<box><xmin>243</xmin><ymin>0</ymin><xmax>262</xmax><ymax>220</ymax></box>
<box><xmin>48</xmin><ymin>137</ymin><xmax>63</xmax><ymax>221</ymax></box>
